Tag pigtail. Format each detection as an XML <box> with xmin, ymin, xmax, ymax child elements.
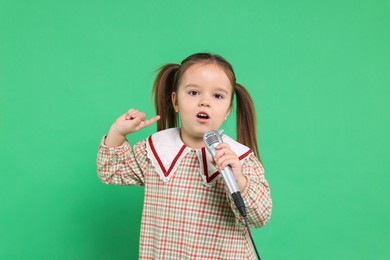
<box><xmin>235</xmin><ymin>83</ymin><xmax>261</xmax><ymax>161</ymax></box>
<box><xmin>152</xmin><ymin>64</ymin><xmax>180</xmax><ymax>131</ymax></box>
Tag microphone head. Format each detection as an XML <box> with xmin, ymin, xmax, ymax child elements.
<box><xmin>203</xmin><ymin>130</ymin><xmax>224</xmax><ymax>156</ymax></box>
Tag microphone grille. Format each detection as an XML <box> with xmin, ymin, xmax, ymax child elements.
<box><xmin>204</xmin><ymin>131</ymin><xmax>221</xmax><ymax>147</ymax></box>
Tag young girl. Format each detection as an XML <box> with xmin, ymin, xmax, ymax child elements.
<box><xmin>97</xmin><ymin>53</ymin><xmax>272</xmax><ymax>259</ymax></box>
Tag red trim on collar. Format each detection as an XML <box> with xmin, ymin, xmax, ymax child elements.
<box><xmin>239</xmin><ymin>149</ymin><xmax>253</xmax><ymax>160</ymax></box>
<box><xmin>148</xmin><ymin>136</ymin><xmax>187</xmax><ymax>177</ymax></box>
<box><xmin>201</xmin><ymin>147</ymin><xmax>220</xmax><ymax>183</ymax></box>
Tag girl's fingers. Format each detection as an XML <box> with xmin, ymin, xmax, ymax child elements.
<box><xmin>216</xmin><ymin>143</ymin><xmax>231</xmax><ymax>150</ymax></box>
<box><xmin>125</xmin><ymin>109</ymin><xmax>137</xmax><ymax>120</ymax></box>
<box><xmin>127</xmin><ymin>108</ymin><xmax>135</xmax><ymax>114</ymax></box>
<box><xmin>130</xmin><ymin>110</ymin><xmax>140</xmax><ymax>119</ymax></box>
<box><xmin>213</xmin><ymin>145</ymin><xmax>239</xmax><ymax>169</ymax></box>
<box><xmin>209</xmin><ymin>144</ymin><xmax>242</xmax><ymax>177</ymax></box>
<box><xmin>139</xmin><ymin>112</ymin><xmax>146</xmax><ymax>121</ymax></box>
<box><xmin>143</xmin><ymin>115</ymin><xmax>160</xmax><ymax>128</ymax></box>
<box><xmin>122</xmin><ymin>108</ymin><xmax>160</xmax><ymax>132</ymax></box>
<box><xmin>126</xmin><ymin>110</ymin><xmax>146</xmax><ymax>121</ymax></box>
<box><xmin>214</xmin><ymin>147</ymin><xmax>234</xmax><ymax>161</ymax></box>
<box><xmin>135</xmin><ymin>115</ymin><xmax>160</xmax><ymax>131</ymax></box>
<box><xmin>215</xmin><ymin>155</ymin><xmax>237</xmax><ymax>169</ymax></box>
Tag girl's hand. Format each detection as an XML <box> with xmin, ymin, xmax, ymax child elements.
<box><xmin>113</xmin><ymin>109</ymin><xmax>160</xmax><ymax>136</ymax></box>
<box><xmin>105</xmin><ymin>109</ymin><xmax>160</xmax><ymax>147</ymax></box>
<box><xmin>211</xmin><ymin>143</ymin><xmax>247</xmax><ymax>192</ymax></box>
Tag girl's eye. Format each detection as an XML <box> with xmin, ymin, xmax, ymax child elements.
<box><xmin>188</xmin><ymin>90</ymin><xmax>199</xmax><ymax>96</ymax></box>
<box><xmin>214</xmin><ymin>93</ymin><xmax>224</xmax><ymax>99</ymax></box>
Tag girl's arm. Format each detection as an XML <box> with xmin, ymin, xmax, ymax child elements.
<box><xmin>97</xmin><ymin>108</ymin><xmax>160</xmax><ymax>185</ymax></box>
<box><xmin>212</xmin><ymin>143</ymin><xmax>272</xmax><ymax>228</ymax></box>
<box><xmin>227</xmin><ymin>155</ymin><xmax>272</xmax><ymax>228</ymax></box>
<box><xmin>97</xmin><ymin>137</ymin><xmax>148</xmax><ymax>186</ymax></box>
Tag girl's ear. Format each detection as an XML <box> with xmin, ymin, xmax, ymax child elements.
<box><xmin>171</xmin><ymin>92</ymin><xmax>179</xmax><ymax>112</ymax></box>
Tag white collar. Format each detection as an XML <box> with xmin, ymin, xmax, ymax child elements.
<box><xmin>145</xmin><ymin>128</ymin><xmax>253</xmax><ymax>185</ymax></box>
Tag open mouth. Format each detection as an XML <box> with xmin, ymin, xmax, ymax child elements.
<box><xmin>197</xmin><ymin>112</ymin><xmax>210</xmax><ymax>120</ymax></box>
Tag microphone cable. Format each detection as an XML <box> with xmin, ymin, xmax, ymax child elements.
<box><xmin>244</xmin><ymin>215</ymin><xmax>261</xmax><ymax>260</ymax></box>
<box><xmin>232</xmin><ymin>192</ymin><xmax>262</xmax><ymax>260</ymax></box>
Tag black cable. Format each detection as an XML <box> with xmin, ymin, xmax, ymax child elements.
<box><xmin>243</xmin><ymin>216</ymin><xmax>261</xmax><ymax>260</ymax></box>
<box><xmin>232</xmin><ymin>192</ymin><xmax>262</xmax><ymax>260</ymax></box>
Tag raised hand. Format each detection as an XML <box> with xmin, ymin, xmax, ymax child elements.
<box><xmin>105</xmin><ymin>108</ymin><xmax>160</xmax><ymax>147</ymax></box>
<box><xmin>119</xmin><ymin>109</ymin><xmax>160</xmax><ymax>135</ymax></box>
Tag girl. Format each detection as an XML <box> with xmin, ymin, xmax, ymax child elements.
<box><xmin>97</xmin><ymin>53</ymin><xmax>272</xmax><ymax>259</ymax></box>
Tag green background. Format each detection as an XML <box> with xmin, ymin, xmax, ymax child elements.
<box><xmin>1</xmin><ymin>0</ymin><xmax>389</xmax><ymax>259</ymax></box>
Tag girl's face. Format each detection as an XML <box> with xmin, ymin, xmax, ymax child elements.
<box><xmin>171</xmin><ymin>62</ymin><xmax>233</xmax><ymax>148</ymax></box>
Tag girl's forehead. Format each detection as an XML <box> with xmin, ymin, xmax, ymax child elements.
<box><xmin>179</xmin><ymin>63</ymin><xmax>232</xmax><ymax>88</ymax></box>
<box><xmin>183</xmin><ymin>62</ymin><xmax>225</xmax><ymax>74</ymax></box>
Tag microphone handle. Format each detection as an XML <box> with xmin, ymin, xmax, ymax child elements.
<box><xmin>219</xmin><ymin>167</ymin><xmax>246</xmax><ymax>218</ymax></box>
<box><xmin>232</xmin><ymin>192</ymin><xmax>247</xmax><ymax>218</ymax></box>
<box><xmin>220</xmin><ymin>167</ymin><xmax>240</xmax><ymax>194</ymax></box>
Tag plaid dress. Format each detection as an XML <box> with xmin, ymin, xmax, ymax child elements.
<box><xmin>97</xmin><ymin>128</ymin><xmax>272</xmax><ymax>259</ymax></box>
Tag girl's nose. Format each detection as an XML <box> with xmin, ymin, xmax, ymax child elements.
<box><xmin>199</xmin><ymin>97</ymin><xmax>210</xmax><ymax>107</ymax></box>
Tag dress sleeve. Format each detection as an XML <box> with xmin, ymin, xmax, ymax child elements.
<box><xmin>96</xmin><ymin>135</ymin><xmax>148</xmax><ymax>186</ymax></box>
<box><xmin>227</xmin><ymin>154</ymin><xmax>272</xmax><ymax>228</ymax></box>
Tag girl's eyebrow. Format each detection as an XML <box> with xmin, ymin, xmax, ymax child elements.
<box><xmin>184</xmin><ymin>84</ymin><xmax>200</xmax><ymax>89</ymax></box>
<box><xmin>214</xmin><ymin>87</ymin><xmax>229</xmax><ymax>95</ymax></box>
<box><xmin>184</xmin><ymin>84</ymin><xmax>230</xmax><ymax>94</ymax></box>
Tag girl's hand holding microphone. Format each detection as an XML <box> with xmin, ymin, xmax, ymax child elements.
<box><xmin>211</xmin><ymin>143</ymin><xmax>247</xmax><ymax>193</ymax></box>
<box><xmin>105</xmin><ymin>109</ymin><xmax>160</xmax><ymax>147</ymax></box>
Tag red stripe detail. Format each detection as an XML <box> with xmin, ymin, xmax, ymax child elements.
<box><xmin>239</xmin><ymin>149</ymin><xmax>252</xmax><ymax>160</ymax></box>
<box><xmin>166</xmin><ymin>145</ymin><xmax>187</xmax><ymax>175</ymax></box>
<box><xmin>148</xmin><ymin>136</ymin><xmax>167</xmax><ymax>175</ymax></box>
<box><xmin>201</xmin><ymin>147</ymin><xmax>208</xmax><ymax>177</ymax></box>
<box><xmin>208</xmin><ymin>171</ymin><xmax>220</xmax><ymax>182</ymax></box>
<box><xmin>148</xmin><ymin>136</ymin><xmax>187</xmax><ymax>177</ymax></box>
<box><xmin>201</xmin><ymin>147</ymin><xmax>220</xmax><ymax>183</ymax></box>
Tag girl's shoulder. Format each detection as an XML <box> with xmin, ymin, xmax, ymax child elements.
<box><xmin>147</xmin><ymin>128</ymin><xmax>182</xmax><ymax>144</ymax></box>
<box><xmin>133</xmin><ymin>128</ymin><xmax>180</xmax><ymax>147</ymax></box>
<box><xmin>221</xmin><ymin>134</ymin><xmax>254</xmax><ymax>160</ymax></box>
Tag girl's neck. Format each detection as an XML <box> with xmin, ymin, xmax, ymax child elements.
<box><xmin>179</xmin><ymin>129</ymin><xmax>204</xmax><ymax>149</ymax></box>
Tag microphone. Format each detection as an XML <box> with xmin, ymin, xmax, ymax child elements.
<box><xmin>203</xmin><ymin>130</ymin><xmax>247</xmax><ymax>217</ymax></box>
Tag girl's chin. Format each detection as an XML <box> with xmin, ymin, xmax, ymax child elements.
<box><xmin>180</xmin><ymin>124</ymin><xmax>222</xmax><ymax>138</ymax></box>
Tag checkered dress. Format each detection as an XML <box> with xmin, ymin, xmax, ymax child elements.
<box><xmin>97</xmin><ymin>128</ymin><xmax>272</xmax><ymax>259</ymax></box>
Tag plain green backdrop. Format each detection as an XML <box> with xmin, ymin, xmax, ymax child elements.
<box><xmin>1</xmin><ymin>0</ymin><xmax>389</xmax><ymax>259</ymax></box>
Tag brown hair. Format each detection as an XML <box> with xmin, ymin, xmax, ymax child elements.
<box><xmin>152</xmin><ymin>53</ymin><xmax>261</xmax><ymax>160</ymax></box>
